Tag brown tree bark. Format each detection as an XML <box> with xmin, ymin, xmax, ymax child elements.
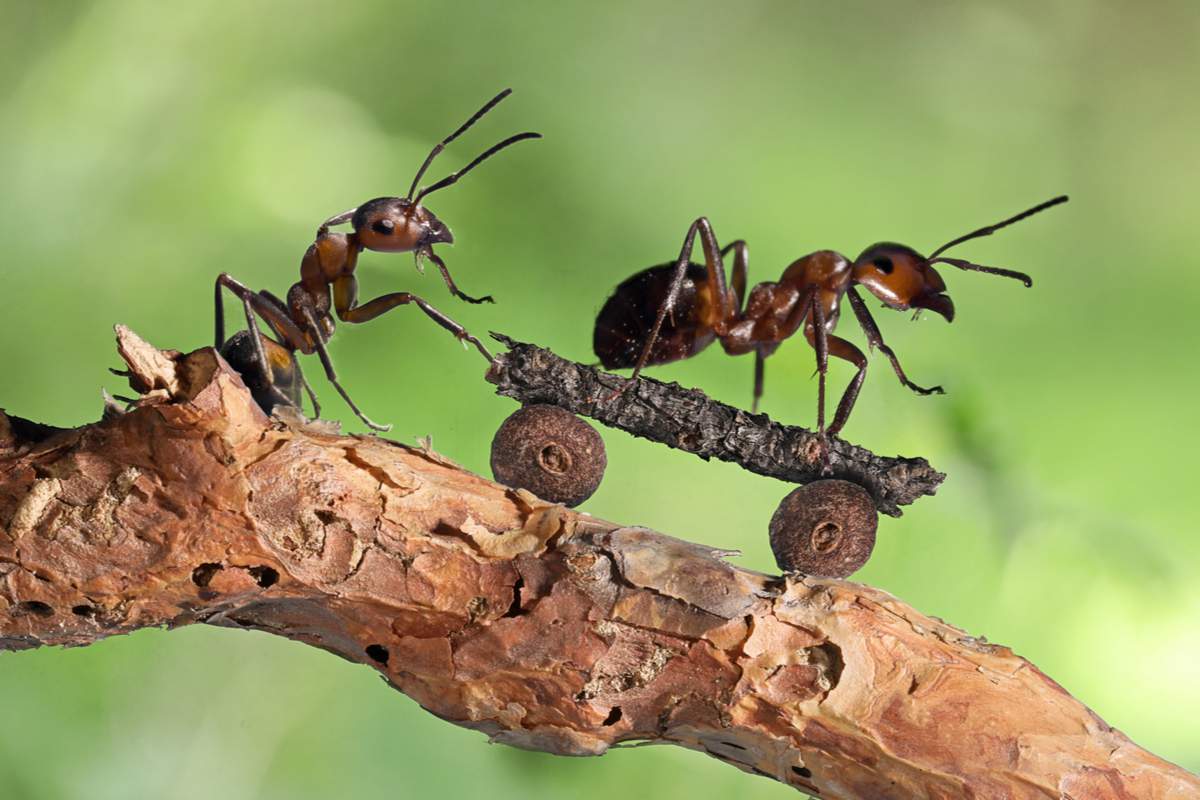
<box><xmin>1</xmin><ymin>328</ymin><xmax>1196</xmax><ymax>799</ymax></box>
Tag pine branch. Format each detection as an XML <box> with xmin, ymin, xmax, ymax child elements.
<box><xmin>0</xmin><ymin>328</ymin><xmax>1195</xmax><ymax>799</ymax></box>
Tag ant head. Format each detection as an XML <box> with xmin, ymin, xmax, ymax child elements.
<box><xmin>347</xmin><ymin>89</ymin><xmax>538</xmax><ymax>256</ymax></box>
<box><xmin>851</xmin><ymin>196</ymin><xmax>1069</xmax><ymax>323</ymax></box>
<box><xmin>352</xmin><ymin>198</ymin><xmax>453</xmax><ymax>253</ymax></box>
<box><xmin>851</xmin><ymin>243</ymin><xmax>955</xmax><ymax>322</ymax></box>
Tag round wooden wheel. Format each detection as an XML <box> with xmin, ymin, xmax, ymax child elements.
<box><xmin>769</xmin><ymin>479</ymin><xmax>879</xmax><ymax>578</ymax></box>
<box><xmin>490</xmin><ymin>404</ymin><xmax>607</xmax><ymax>507</ymax></box>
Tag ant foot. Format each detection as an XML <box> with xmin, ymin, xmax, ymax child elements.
<box><xmin>597</xmin><ymin>377</ymin><xmax>635</xmax><ymax>405</ymax></box>
<box><xmin>361</xmin><ymin>417</ymin><xmax>393</xmax><ymax>433</ymax></box>
<box><xmin>456</xmin><ymin>332</ymin><xmax>495</xmax><ymax>362</ymax></box>
<box><xmin>818</xmin><ymin>440</ymin><xmax>834</xmax><ymax>476</ymax></box>
<box><xmin>456</xmin><ymin>291</ymin><xmax>495</xmax><ymax>304</ymax></box>
<box><xmin>806</xmin><ymin>432</ymin><xmax>834</xmax><ymax>476</ymax></box>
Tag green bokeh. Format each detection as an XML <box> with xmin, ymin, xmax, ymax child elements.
<box><xmin>1</xmin><ymin>1</ymin><xmax>1197</xmax><ymax>796</ymax></box>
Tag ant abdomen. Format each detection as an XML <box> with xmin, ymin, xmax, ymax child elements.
<box><xmin>593</xmin><ymin>262</ymin><xmax>716</xmax><ymax>369</ymax></box>
<box><xmin>220</xmin><ymin>330</ymin><xmax>303</xmax><ymax>414</ymax></box>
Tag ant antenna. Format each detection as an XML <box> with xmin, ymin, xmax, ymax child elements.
<box><xmin>926</xmin><ymin>255</ymin><xmax>1034</xmax><ymax>287</ymax></box>
<box><xmin>406</xmin><ymin>89</ymin><xmax>516</xmax><ymax>200</ymax></box>
<box><xmin>928</xmin><ymin>195</ymin><xmax>1068</xmax><ymax>260</ymax></box>
<box><xmin>413</xmin><ymin>131</ymin><xmax>542</xmax><ymax>204</ymax></box>
<box><xmin>925</xmin><ymin>195</ymin><xmax>1068</xmax><ymax>287</ymax></box>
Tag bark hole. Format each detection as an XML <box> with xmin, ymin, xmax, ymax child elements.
<box><xmin>248</xmin><ymin>566</ymin><xmax>279</xmax><ymax>588</ymax></box>
<box><xmin>191</xmin><ymin>563</ymin><xmax>222</xmax><ymax>587</ymax></box>
<box><xmin>15</xmin><ymin>600</ymin><xmax>53</xmax><ymax>617</ymax></box>
<box><xmin>366</xmin><ymin>644</ymin><xmax>390</xmax><ymax>665</ymax></box>
<box><xmin>503</xmin><ymin>577</ymin><xmax>525</xmax><ymax>618</ymax></box>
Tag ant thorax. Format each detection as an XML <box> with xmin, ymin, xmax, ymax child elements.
<box><xmin>780</xmin><ymin>250</ymin><xmax>852</xmax><ymax>293</ymax></box>
<box><xmin>748</xmin><ymin>250</ymin><xmax>853</xmax><ymax>336</ymax></box>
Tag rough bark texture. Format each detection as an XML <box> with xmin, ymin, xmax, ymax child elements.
<box><xmin>1</xmin><ymin>328</ymin><xmax>1196</xmax><ymax>799</ymax></box>
<box><xmin>486</xmin><ymin>335</ymin><xmax>944</xmax><ymax>517</ymax></box>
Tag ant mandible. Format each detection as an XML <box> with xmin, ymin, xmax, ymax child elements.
<box><xmin>214</xmin><ymin>89</ymin><xmax>540</xmax><ymax>431</ymax></box>
<box><xmin>593</xmin><ymin>195</ymin><xmax>1068</xmax><ymax>441</ymax></box>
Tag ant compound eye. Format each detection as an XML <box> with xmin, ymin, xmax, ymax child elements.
<box><xmin>872</xmin><ymin>255</ymin><xmax>894</xmax><ymax>274</ymax></box>
<box><xmin>372</xmin><ymin>219</ymin><xmax>395</xmax><ymax>235</ymax></box>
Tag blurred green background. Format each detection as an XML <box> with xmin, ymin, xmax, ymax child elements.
<box><xmin>1</xmin><ymin>1</ymin><xmax>1197</xmax><ymax>797</ymax></box>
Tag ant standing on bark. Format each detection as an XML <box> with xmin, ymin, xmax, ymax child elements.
<box><xmin>593</xmin><ymin>196</ymin><xmax>1067</xmax><ymax>444</ymax></box>
<box><xmin>215</xmin><ymin>89</ymin><xmax>540</xmax><ymax>431</ymax></box>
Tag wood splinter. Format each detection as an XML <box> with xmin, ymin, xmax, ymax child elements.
<box><xmin>0</xmin><ymin>327</ymin><xmax>1196</xmax><ymax>799</ymax></box>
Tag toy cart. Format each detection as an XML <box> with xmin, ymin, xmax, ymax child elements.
<box><xmin>484</xmin><ymin>336</ymin><xmax>944</xmax><ymax>578</ymax></box>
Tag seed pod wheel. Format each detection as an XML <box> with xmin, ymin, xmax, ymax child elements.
<box><xmin>769</xmin><ymin>479</ymin><xmax>879</xmax><ymax>578</ymax></box>
<box><xmin>490</xmin><ymin>404</ymin><xmax>607</xmax><ymax>507</ymax></box>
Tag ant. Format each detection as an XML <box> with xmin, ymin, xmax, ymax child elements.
<box><xmin>214</xmin><ymin>89</ymin><xmax>540</xmax><ymax>430</ymax></box>
<box><xmin>593</xmin><ymin>196</ymin><xmax>1067</xmax><ymax>442</ymax></box>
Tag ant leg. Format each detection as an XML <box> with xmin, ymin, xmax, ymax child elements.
<box><xmin>721</xmin><ymin>240</ymin><xmax>749</xmax><ymax>311</ymax></box>
<box><xmin>806</xmin><ymin>319</ymin><xmax>869</xmax><ymax>439</ymax></box>
<box><xmin>215</xmin><ymin>275</ymin><xmax>304</xmax><ymax>350</ymax></box>
<box><xmin>627</xmin><ymin>217</ymin><xmax>731</xmax><ymax>387</ymax></box>
<box><xmin>215</xmin><ymin>274</ymin><xmax>309</xmax><ymax>411</ymax></box>
<box><xmin>752</xmin><ymin>350</ymin><xmax>765</xmax><ymax>413</ymax></box>
<box><xmin>846</xmin><ymin>287</ymin><xmax>943</xmax><ymax>395</ymax></box>
<box><xmin>333</xmin><ymin>275</ymin><xmax>493</xmax><ymax>360</ymax></box>
<box><xmin>332</xmin><ymin>275</ymin><xmax>494</xmax><ymax>361</ymax></box>
<box><xmin>238</xmin><ymin>297</ymin><xmax>305</xmax><ymax>413</ymax></box>
<box><xmin>295</xmin><ymin>304</ymin><xmax>392</xmax><ymax>433</ymax></box>
<box><xmin>294</xmin><ymin>360</ymin><xmax>321</xmax><ymax>419</ymax></box>
<box><xmin>214</xmin><ymin>277</ymin><xmax>227</xmax><ymax>351</ymax></box>
<box><xmin>424</xmin><ymin>250</ymin><xmax>494</xmax><ymax>304</ymax></box>
<box><xmin>810</xmin><ymin>297</ymin><xmax>830</xmax><ymax>436</ymax></box>
<box><xmin>256</xmin><ymin>290</ymin><xmax>305</xmax><ymax>370</ymax></box>
<box><xmin>825</xmin><ymin>337</ymin><xmax>868</xmax><ymax>437</ymax></box>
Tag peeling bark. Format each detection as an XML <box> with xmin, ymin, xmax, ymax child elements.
<box><xmin>0</xmin><ymin>327</ymin><xmax>1195</xmax><ymax>799</ymax></box>
<box><xmin>485</xmin><ymin>335</ymin><xmax>944</xmax><ymax>516</ymax></box>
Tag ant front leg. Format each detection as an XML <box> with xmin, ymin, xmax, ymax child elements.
<box><xmin>846</xmin><ymin>287</ymin><xmax>943</xmax><ymax>396</ymax></box>
<box><xmin>332</xmin><ymin>275</ymin><xmax>494</xmax><ymax>361</ymax></box>
<box><xmin>424</xmin><ymin>249</ymin><xmax>494</xmax><ymax>304</ymax></box>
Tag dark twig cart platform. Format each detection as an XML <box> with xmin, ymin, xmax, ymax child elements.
<box><xmin>486</xmin><ymin>335</ymin><xmax>945</xmax><ymax>576</ymax></box>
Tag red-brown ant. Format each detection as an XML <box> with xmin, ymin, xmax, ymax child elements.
<box><xmin>215</xmin><ymin>89</ymin><xmax>540</xmax><ymax>430</ymax></box>
<box><xmin>594</xmin><ymin>196</ymin><xmax>1067</xmax><ymax>441</ymax></box>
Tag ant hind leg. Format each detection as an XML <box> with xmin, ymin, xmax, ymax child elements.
<box><xmin>214</xmin><ymin>273</ymin><xmax>307</xmax><ymax>414</ymax></box>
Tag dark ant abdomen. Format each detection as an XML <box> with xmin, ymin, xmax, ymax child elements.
<box><xmin>220</xmin><ymin>330</ymin><xmax>302</xmax><ymax>414</ymax></box>
<box><xmin>593</xmin><ymin>262</ymin><xmax>716</xmax><ymax>369</ymax></box>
